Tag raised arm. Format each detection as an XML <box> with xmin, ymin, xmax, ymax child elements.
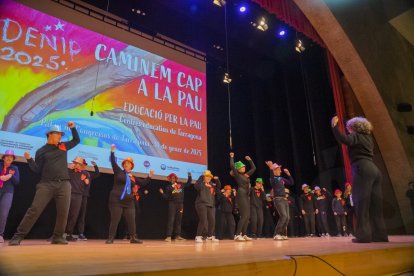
<box><xmin>184</xmin><ymin>172</ymin><xmax>192</xmax><ymax>188</ymax></box>
<box><xmin>110</xmin><ymin>145</ymin><xmax>123</xmax><ymax>175</ymax></box>
<box><xmin>64</xmin><ymin>122</ymin><xmax>80</xmax><ymax>150</ymax></box>
<box><xmin>194</xmin><ymin>175</ymin><xmax>204</xmax><ymax>191</ymax></box>
<box><xmin>89</xmin><ymin>161</ymin><xmax>100</xmax><ymax>180</ymax></box>
<box><xmin>245</xmin><ymin>156</ymin><xmax>256</xmax><ymax>176</ymax></box>
<box><xmin>229</xmin><ymin>152</ymin><xmax>238</xmax><ymax>176</ymax></box>
<box><xmin>25</xmin><ymin>151</ymin><xmax>41</xmax><ymax>174</ymax></box>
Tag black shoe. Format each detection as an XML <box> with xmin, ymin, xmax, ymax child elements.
<box><xmin>66</xmin><ymin>235</ymin><xmax>77</xmax><ymax>242</ymax></box>
<box><xmin>78</xmin><ymin>234</ymin><xmax>87</xmax><ymax>241</ymax></box>
<box><xmin>51</xmin><ymin>237</ymin><xmax>68</xmax><ymax>245</ymax></box>
<box><xmin>8</xmin><ymin>236</ymin><xmax>23</xmax><ymax>246</ymax></box>
<box><xmin>130</xmin><ymin>238</ymin><xmax>143</xmax><ymax>244</ymax></box>
<box><xmin>372</xmin><ymin>238</ymin><xmax>389</xmax><ymax>242</ymax></box>
<box><xmin>105</xmin><ymin>239</ymin><xmax>114</xmax><ymax>244</ymax></box>
<box><xmin>351</xmin><ymin>238</ymin><xmax>371</xmax><ymax>243</ymax></box>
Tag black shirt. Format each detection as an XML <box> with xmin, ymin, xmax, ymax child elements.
<box><xmin>250</xmin><ymin>187</ymin><xmax>266</xmax><ymax>208</ymax></box>
<box><xmin>161</xmin><ymin>175</ymin><xmax>192</xmax><ymax>203</ymax></box>
<box><xmin>195</xmin><ymin>175</ymin><xmax>221</xmax><ymax>207</ymax></box>
<box><xmin>230</xmin><ymin>157</ymin><xmax>256</xmax><ymax>196</ymax></box>
<box><xmin>269</xmin><ymin>170</ymin><xmax>294</xmax><ymax>197</ymax></box>
<box><xmin>332</xmin><ymin>125</ymin><xmax>374</xmax><ymax>162</ymax></box>
<box><xmin>27</xmin><ymin>127</ymin><xmax>80</xmax><ymax>181</ymax></box>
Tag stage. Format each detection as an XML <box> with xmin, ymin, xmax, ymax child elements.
<box><xmin>1</xmin><ymin>236</ymin><xmax>413</xmax><ymax>275</ymax></box>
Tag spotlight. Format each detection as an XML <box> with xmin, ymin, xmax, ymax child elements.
<box><xmin>278</xmin><ymin>30</ymin><xmax>286</xmax><ymax>37</ymax></box>
<box><xmin>213</xmin><ymin>0</ymin><xmax>226</xmax><ymax>7</ymax></box>
<box><xmin>223</xmin><ymin>73</ymin><xmax>232</xmax><ymax>84</ymax></box>
<box><xmin>239</xmin><ymin>6</ymin><xmax>246</xmax><ymax>13</ymax></box>
<box><xmin>295</xmin><ymin>39</ymin><xmax>305</xmax><ymax>53</ymax></box>
<box><xmin>257</xmin><ymin>17</ymin><xmax>268</xmax><ymax>31</ymax></box>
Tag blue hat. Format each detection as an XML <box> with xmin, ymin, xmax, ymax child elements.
<box><xmin>46</xmin><ymin>125</ymin><xmax>65</xmax><ymax>136</ymax></box>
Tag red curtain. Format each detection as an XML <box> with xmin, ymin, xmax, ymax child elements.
<box><xmin>327</xmin><ymin>52</ymin><xmax>353</xmax><ymax>183</ymax></box>
<box><xmin>251</xmin><ymin>0</ymin><xmax>324</xmax><ymax>47</ymax></box>
<box><xmin>252</xmin><ymin>0</ymin><xmax>353</xmax><ymax>183</ymax></box>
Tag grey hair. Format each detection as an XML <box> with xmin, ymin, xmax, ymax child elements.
<box><xmin>346</xmin><ymin>117</ymin><xmax>373</xmax><ymax>135</ymax></box>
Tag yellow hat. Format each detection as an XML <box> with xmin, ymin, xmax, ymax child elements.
<box><xmin>203</xmin><ymin>170</ymin><xmax>213</xmax><ymax>178</ymax></box>
<box><xmin>122</xmin><ymin>157</ymin><xmax>135</xmax><ymax>169</ymax></box>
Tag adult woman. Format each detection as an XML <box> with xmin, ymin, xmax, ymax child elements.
<box><xmin>331</xmin><ymin>116</ymin><xmax>388</xmax><ymax>243</ymax></box>
<box><xmin>230</xmin><ymin>152</ymin><xmax>256</xmax><ymax>241</ymax></box>
<box><xmin>0</xmin><ymin>150</ymin><xmax>20</xmax><ymax>243</ymax></box>
<box><xmin>106</xmin><ymin>144</ymin><xmax>153</xmax><ymax>244</ymax></box>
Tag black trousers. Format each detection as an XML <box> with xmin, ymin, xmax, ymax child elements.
<box><xmin>250</xmin><ymin>205</ymin><xmax>264</xmax><ymax>236</ymax></box>
<box><xmin>316</xmin><ymin>211</ymin><xmax>330</xmax><ymax>234</ymax></box>
<box><xmin>335</xmin><ymin>214</ymin><xmax>347</xmax><ymax>235</ymax></box>
<box><xmin>76</xmin><ymin>196</ymin><xmax>88</xmax><ymax>234</ymax></box>
<box><xmin>166</xmin><ymin>202</ymin><xmax>183</xmax><ymax>237</ymax></box>
<box><xmin>195</xmin><ymin>203</ymin><xmax>215</xmax><ymax>237</ymax></box>
<box><xmin>352</xmin><ymin>159</ymin><xmax>388</xmax><ymax>242</ymax></box>
<box><xmin>14</xmin><ymin>180</ymin><xmax>71</xmax><ymax>239</ymax></box>
<box><xmin>303</xmin><ymin>213</ymin><xmax>316</xmax><ymax>235</ymax></box>
<box><xmin>346</xmin><ymin>207</ymin><xmax>354</xmax><ymax>235</ymax></box>
<box><xmin>108</xmin><ymin>198</ymin><xmax>136</xmax><ymax>239</ymax></box>
<box><xmin>235</xmin><ymin>194</ymin><xmax>250</xmax><ymax>235</ymax></box>
<box><xmin>218</xmin><ymin>211</ymin><xmax>235</xmax><ymax>239</ymax></box>
<box><xmin>65</xmin><ymin>193</ymin><xmax>83</xmax><ymax>235</ymax></box>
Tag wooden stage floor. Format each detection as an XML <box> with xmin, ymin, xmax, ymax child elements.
<box><xmin>1</xmin><ymin>236</ymin><xmax>414</xmax><ymax>275</ymax></box>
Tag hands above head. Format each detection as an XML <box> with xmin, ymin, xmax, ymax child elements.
<box><xmin>24</xmin><ymin>152</ymin><xmax>31</xmax><ymax>160</ymax></box>
<box><xmin>67</xmin><ymin>121</ymin><xmax>75</xmax><ymax>128</ymax></box>
<box><xmin>245</xmin><ymin>156</ymin><xmax>251</xmax><ymax>161</ymax></box>
<box><xmin>91</xmin><ymin>161</ymin><xmax>97</xmax><ymax>166</ymax></box>
<box><xmin>331</xmin><ymin>116</ymin><xmax>339</xmax><ymax>128</ymax></box>
<box><xmin>188</xmin><ymin>172</ymin><xmax>192</xmax><ymax>177</ymax></box>
<box><xmin>159</xmin><ymin>188</ymin><xmax>164</xmax><ymax>194</ymax></box>
<box><xmin>149</xmin><ymin>169</ymin><xmax>154</xmax><ymax>178</ymax></box>
<box><xmin>283</xmin><ymin>168</ymin><xmax>291</xmax><ymax>176</ymax></box>
<box><xmin>111</xmin><ymin>144</ymin><xmax>116</xmax><ymax>152</ymax></box>
<box><xmin>213</xmin><ymin>176</ymin><xmax>219</xmax><ymax>180</ymax></box>
<box><xmin>229</xmin><ymin>152</ymin><xmax>234</xmax><ymax>158</ymax></box>
<box><xmin>265</xmin><ymin>161</ymin><xmax>273</xmax><ymax>168</ymax></box>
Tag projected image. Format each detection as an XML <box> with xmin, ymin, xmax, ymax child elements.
<box><xmin>0</xmin><ymin>0</ymin><xmax>207</xmax><ymax>178</ymax></box>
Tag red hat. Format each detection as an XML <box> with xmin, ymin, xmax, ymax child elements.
<box><xmin>167</xmin><ymin>173</ymin><xmax>178</xmax><ymax>181</ymax></box>
<box><xmin>345</xmin><ymin>182</ymin><xmax>352</xmax><ymax>188</ymax></box>
<box><xmin>334</xmin><ymin>189</ymin><xmax>342</xmax><ymax>195</ymax></box>
<box><xmin>223</xmin><ymin>185</ymin><xmax>232</xmax><ymax>191</ymax></box>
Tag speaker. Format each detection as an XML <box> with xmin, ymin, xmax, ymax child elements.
<box><xmin>407</xmin><ymin>125</ymin><xmax>414</xmax><ymax>134</ymax></box>
<box><xmin>397</xmin><ymin>103</ymin><xmax>412</xmax><ymax>112</ymax></box>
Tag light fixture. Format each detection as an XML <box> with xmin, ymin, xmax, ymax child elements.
<box><xmin>278</xmin><ymin>30</ymin><xmax>286</xmax><ymax>37</ymax></box>
<box><xmin>295</xmin><ymin>39</ymin><xmax>305</xmax><ymax>53</ymax></box>
<box><xmin>239</xmin><ymin>6</ymin><xmax>246</xmax><ymax>13</ymax></box>
<box><xmin>223</xmin><ymin>73</ymin><xmax>232</xmax><ymax>84</ymax></box>
<box><xmin>257</xmin><ymin>17</ymin><xmax>268</xmax><ymax>31</ymax></box>
<box><xmin>213</xmin><ymin>0</ymin><xmax>226</xmax><ymax>7</ymax></box>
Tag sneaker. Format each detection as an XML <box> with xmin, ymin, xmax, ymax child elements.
<box><xmin>251</xmin><ymin>234</ymin><xmax>257</xmax><ymax>240</ymax></box>
<box><xmin>336</xmin><ymin>234</ymin><xmax>342</xmax><ymax>237</ymax></box>
<box><xmin>273</xmin><ymin>234</ymin><xmax>284</xmax><ymax>240</ymax></box>
<box><xmin>164</xmin><ymin>237</ymin><xmax>172</xmax><ymax>242</ymax></box>
<box><xmin>0</xmin><ymin>236</ymin><xmax>4</xmax><ymax>243</ymax></box>
<box><xmin>78</xmin><ymin>234</ymin><xmax>87</xmax><ymax>241</ymax></box>
<box><xmin>243</xmin><ymin>235</ymin><xmax>253</xmax><ymax>241</ymax></box>
<box><xmin>282</xmin><ymin>236</ymin><xmax>289</xmax><ymax>240</ymax></box>
<box><xmin>234</xmin><ymin>235</ymin><xmax>245</xmax><ymax>241</ymax></box>
<box><xmin>207</xmin><ymin>236</ymin><xmax>219</xmax><ymax>242</ymax></box>
<box><xmin>105</xmin><ymin>239</ymin><xmax>114</xmax><ymax>244</ymax></box>
<box><xmin>122</xmin><ymin>235</ymin><xmax>129</xmax><ymax>241</ymax></box>
<box><xmin>51</xmin><ymin>237</ymin><xmax>68</xmax><ymax>245</ymax></box>
<box><xmin>175</xmin><ymin>235</ymin><xmax>186</xmax><ymax>241</ymax></box>
<box><xmin>8</xmin><ymin>236</ymin><xmax>23</xmax><ymax>246</ymax></box>
<box><xmin>130</xmin><ymin>237</ymin><xmax>143</xmax><ymax>244</ymax></box>
<box><xmin>195</xmin><ymin>236</ymin><xmax>203</xmax><ymax>243</ymax></box>
<box><xmin>66</xmin><ymin>234</ymin><xmax>77</xmax><ymax>242</ymax></box>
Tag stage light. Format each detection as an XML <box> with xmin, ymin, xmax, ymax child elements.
<box><xmin>257</xmin><ymin>17</ymin><xmax>268</xmax><ymax>31</ymax></box>
<box><xmin>213</xmin><ymin>0</ymin><xmax>226</xmax><ymax>7</ymax></box>
<box><xmin>223</xmin><ymin>73</ymin><xmax>232</xmax><ymax>84</ymax></box>
<box><xmin>295</xmin><ymin>39</ymin><xmax>305</xmax><ymax>53</ymax></box>
<box><xmin>278</xmin><ymin>30</ymin><xmax>286</xmax><ymax>37</ymax></box>
<box><xmin>239</xmin><ymin>6</ymin><xmax>246</xmax><ymax>13</ymax></box>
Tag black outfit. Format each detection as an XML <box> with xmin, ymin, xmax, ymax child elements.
<box><xmin>269</xmin><ymin>170</ymin><xmax>294</xmax><ymax>236</ymax></box>
<box><xmin>76</xmin><ymin>165</ymin><xmax>100</xmax><ymax>235</ymax></box>
<box><xmin>194</xmin><ymin>175</ymin><xmax>221</xmax><ymax>238</ymax></box>
<box><xmin>161</xmin><ymin>175</ymin><xmax>192</xmax><ymax>238</ymax></box>
<box><xmin>216</xmin><ymin>192</ymin><xmax>236</xmax><ymax>239</ymax></box>
<box><xmin>299</xmin><ymin>193</ymin><xmax>317</xmax><ymax>236</ymax></box>
<box><xmin>343</xmin><ymin>192</ymin><xmax>355</xmax><ymax>235</ymax></box>
<box><xmin>107</xmin><ymin>152</ymin><xmax>150</xmax><ymax>243</ymax></box>
<box><xmin>10</xmin><ymin>127</ymin><xmax>80</xmax><ymax>243</ymax></box>
<box><xmin>0</xmin><ymin>162</ymin><xmax>20</xmax><ymax>237</ymax></box>
<box><xmin>249</xmin><ymin>187</ymin><xmax>266</xmax><ymax>237</ymax></box>
<box><xmin>332</xmin><ymin>197</ymin><xmax>347</xmax><ymax>235</ymax></box>
<box><xmin>230</xmin><ymin>157</ymin><xmax>256</xmax><ymax>236</ymax></box>
<box><xmin>287</xmin><ymin>195</ymin><xmax>299</xmax><ymax>237</ymax></box>
<box><xmin>333</xmin><ymin>125</ymin><xmax>388</xmax><ymax>242</ymax></box>
<box><xmin>315</xmin><ymin>190</ymin><xmax>331</xmax><ymax>235</ymax></box>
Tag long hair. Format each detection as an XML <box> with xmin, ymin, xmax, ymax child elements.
<box><xmin>346</xmin><ymin>117</ymin><xmax>373</xmax><ymax>135</ymax></box>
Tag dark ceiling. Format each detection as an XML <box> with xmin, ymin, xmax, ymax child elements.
<box><xmin>79</xmin><ymin>0</ymin><xmax>310</xmax><ymax>73</ymax></box>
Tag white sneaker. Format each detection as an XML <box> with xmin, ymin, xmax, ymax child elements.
<box><xmin>243</xmin><ymin>235</ymin><xmax>253</xmax><ymax>241</ymax></box>
<box><xmin>282</xmin><ymin>236</ymin><xmax>289</xmax><ymax>240</ymax></box>
<box><xmin>195</xmin><ymin>236</ymin><xmax>203</xmax><ymax>243</ymax></box>
<box><xmin>234</xmin><ymin>235</ymin><xmax>245</xmax><ymax>241</ymax></box>
<box><xmin>273</xmin><ymin>234</ymin><xmax>284</xmax><ymax>240</ymax></box>
<box><xmin>207</xmin><ymin>236</ymin><xmax>219</xmax><ymax>242</ymax></box>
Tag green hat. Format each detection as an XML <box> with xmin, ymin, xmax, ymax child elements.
<box><xmin>234</xmin><ymin>161</ymin><xmax>246</xmax><ymax>170</ymax></box>
<box><xmin>255</xmin><ymin>178</ymin><xmax>263</xmax><ymax>184</ymax></box>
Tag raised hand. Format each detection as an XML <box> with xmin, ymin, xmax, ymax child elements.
<box><xmin>149</xmin><ymin>169</ymin><xmax>155</xmax><ymax>178</ymax></box>
<box><xmin>331</xmin><ymin>116</ymin><xmax>339</xmax><ymax>127</ymax></box>
<box><xmin>301</xmin><ymin>210</ymin><xmax>306</xmax><ymax>215</ymax></box>
<box><xmin>265</xmin><ymin>161</ymin><xmax>273</xmax><ymax>168</ymax></box>
<box><xmin>111</xmin><ymin>144</ymin><xmax>116</xmax><ymax>152</ymax></box>
<box><xmin>91</xmin><ymin>161</ymin><xmax>97</xmax><ymax>166</ymax></box>
<box><xmin>24</xmin><ymin>151</ymin><xmax>31</xmax><ymax>160</ymax></box>
<box><xmin>283</xmin><ymin>168</ymin><xmax>291</xmax><ymax>176</ymax></box>
<box><xmin>230</xmin><ymin>152</ymin><xmax>234</xmax><ymax>158</ymax></box>
<box><xmin>245</xmin><ymin>156</ymin><xmax>251</xmax><ymax>161</ymax></box>
<box><xmin>67</xmin><ymin>121</ymin><xmax>75</xmax><ymax>128</ymax></box>
<box><xmin>159</xmin><ymin>188</ymin><xmax>164</xmax><ymax>194</ymax></box>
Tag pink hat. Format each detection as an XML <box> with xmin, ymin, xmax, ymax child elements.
<box><xmin>271</xmin><ymin>163</ymin><xmax>281</xmax><ymax>170</ymax></box>
<box><xmin>334</xmin><ymin>189</ymin><xmax>342</xmax><ymax>195</ymax></box>
<box><xmin>2</xmin><ymin>149</ymin><xmax>15</xmax><ymax>160</ymax></box>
